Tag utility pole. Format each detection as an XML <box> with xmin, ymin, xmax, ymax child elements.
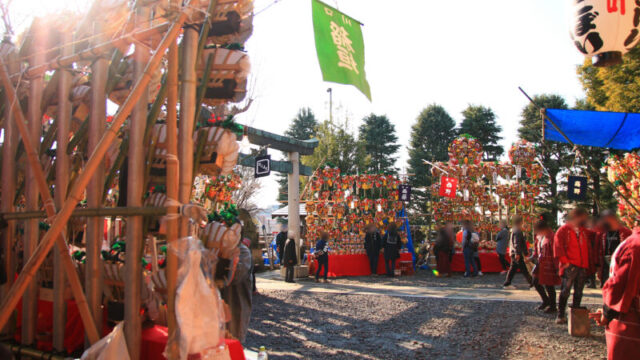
<box><xmin>327</xmin><ymin>87</ymin><xmax>333</xmax><ymax>122</ymax></box>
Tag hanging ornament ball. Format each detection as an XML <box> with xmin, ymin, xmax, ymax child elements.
<box><xmin>569</xmin><ymin>0</ymin><xmax>640</xmax><ymax>67</ymax></box>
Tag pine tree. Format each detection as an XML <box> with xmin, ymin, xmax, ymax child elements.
<box><xmin>306</xmin><ymin>119</ymin><xmax>368</xmax><ymax>175</ymax></box>
<box><xmin>358</xmin><ymin>114</ymin><xmax>400</xmax><ymax>174</ymax></box>
<box><xmin>277</xmin><ymin>108</ymin><xmax>319</xmax><ymax>202</ymax></box>
<box><xmin>458</xmin><ymin>105</ymin><xmax>503</xmax><ymax>161</ymax></box>
<box><xmin>407</xmin><ymin>104</ymin><xmax>456</xmax><ymax>223</ymax></box>
<box><xmin>518</xmin><ymin>94</ymin><xmax>572</xmax><ymax>224</ymax></box>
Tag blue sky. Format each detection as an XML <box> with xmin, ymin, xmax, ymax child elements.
<box><xmin>240</xmin><ymin>0</ymin><xmax>587</xmax><ymax>207</ymax></box>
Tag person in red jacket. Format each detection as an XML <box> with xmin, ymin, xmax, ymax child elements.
<box><xmin>554</xmin><ymin>208</ymin><xmax>592</xmax><ymax>324</ymax></box>
<box><xmin>590</xmin><ymin>228</ymin><xmax>640</xmax><ymax>360</ymax></box>
<box><xmin>595</xmin><ymin>210</ymin><xmax>632</xmax><ymax>287</ymax></box>
<box><xmin>531</xmin><ymin>219</ymin><xmax>560</xmax><ymax>313</ymax></box>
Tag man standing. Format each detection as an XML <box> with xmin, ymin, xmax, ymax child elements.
<box><xmin>220</xmin><ymin>238</ymin><xmax>253</xmax><ymax>342</ymax></box>
<box><xmin>503</xmin><ymin>216</ymin><xmax>533</xmax><ymax>289</ymax></box>
<box><xmin>596</xmin><ymin>210</ymin><xmax>632</xmax><ymax>287</ymax></box>
<box><xmin>495</xmin><ymin>220</ymin><xmax>510</xmax><ymax>275</ymax></box>
<box><xmin>364</xmin><ymin>223</ymin><xmax>382</xmax><ymax>275</ymax></box>
<box><xmin>275</xmin><ymin>224</ymin><xmax>288</xmax><ymax>265</ymax></box>
<box><xmin>283</xmin><ymin>234</ymin><xmax>298</xmax><ymax>283</ymax></box>
<box><xmin>554</xmin><ymin>208</ymin><xmax>592</xmax><ymax>324</ymax></box>
<box><xmin>591</xmin><ymin>228</ymin><xmax>640</xmax><ymax>360</ymax></box>
<box><xmin>461</xmin><ymin>220</ymin><xmax>477</xmax><ymax>277</ymax></box>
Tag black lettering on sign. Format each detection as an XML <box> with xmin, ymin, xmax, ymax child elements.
<box><xmin>576</xmin><ymin>6</ymin><xmax>599</xmax><ymax>36</ymax></box>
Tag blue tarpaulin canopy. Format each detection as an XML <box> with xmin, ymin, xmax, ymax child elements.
<box><xmin>544</xmin><ymin>108</ymin><xmax>640</xmax><ymax>150</ymax></box>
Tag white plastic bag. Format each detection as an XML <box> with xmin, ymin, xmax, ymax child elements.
<box><xmin>166</xmin><ymin>236</ymin><xmax>230</xmax><ymax>360</ymax></box>
<box><xmin>80</xmin><ymin>322</ymin><xmax>130</xmax><ymax>360</ymax></box>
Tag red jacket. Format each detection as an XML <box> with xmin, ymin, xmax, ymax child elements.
<box><xmin>554</xmin><ymin>224</ymin><xmax>592</xmax><ymax>274</ymax></box>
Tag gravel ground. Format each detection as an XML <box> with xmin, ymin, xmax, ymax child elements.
<box><xmin>245</xmin><ymin>289</ymin><xmax>606</xmax><ymax>360</ymax></box>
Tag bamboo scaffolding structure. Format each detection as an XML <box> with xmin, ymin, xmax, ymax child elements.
<box><xmin>1</xmin><ymin>341</ymin><xmax>68</xmax><ymax>360</ymax></box>
<box><xmin>0</xmin><ymin>9</ymin><xmax>188</xmax><ymax>338</ymax></box>
<box><xmin>0</xmin><ymin>206</ymin><xmax>167</xmax><ymax>220</ymax></box>
<box><xmin>22</xmin><ymin>23</ymin><xmax>46</xmax><ymax>345</ymax></box>
<box><xmin>1</xmin><ymin>60</ymin><xmax>18</xmax><ymax>337</ymax></box>
<box><xmin>178</xmin><ymin>26</ymin><xmax>198</xmax><ymax>238</ymax></box>
<box><xmin>164</xmin><ymin>10</ymin><xmax>180</xmax><ymax>357</ymax></box>
<box><xmin>0</xmin><ymin>60</ymin><xmax>101</xmax><ymax>345</ymax></box>
<box><xmin>124</xmin><ymin>6</ymin><xmax>150</xmax><ymax>358</ymax></box>
<box><xmin>52</xmin><ymin>31</ymin><xmax>72</xmax><ymax>352</ymax></box>
<box><xmin>85</xmin><ymin>20</ymin><xmax>108</xmax><ymax>342</ymax></box>
<box><xmin>7</xmin><ymin>22</ymin><xmax>171</xmax><ymax>80</ymax></box>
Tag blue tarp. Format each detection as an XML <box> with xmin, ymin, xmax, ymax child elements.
<box><xmin>544</xmin><ymin>109</ymin><xmax>640</xmax><ymax>150</ymax></box>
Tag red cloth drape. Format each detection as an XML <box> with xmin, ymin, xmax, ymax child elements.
<box><xmin>450</xmin><ymin>251</ymin><xmax>508</xmax><ymax>273</ymax></box>
<box><xmin>141</xmin><ymin>325</ymin><xmax>245</xmax><ymax>360</ymax></box>
<box><xmin>15</xmin><ymin>300</ymin><xmax>244</xmax><ymax>359</ymax></box>
<box><xmin>15</xmin><ymin>299</ymin><xmax>87</xmax><ymax>353</ymax></box>
<box><xmin>310</xmin><ymin>252</ymin><xmax>413</xmax><ymax>277</ymax></box>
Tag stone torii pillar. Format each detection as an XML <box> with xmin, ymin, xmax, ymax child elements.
<box><xmin>287</xmin><ymin>151</ymin><xmax>301</xmax><ymax>264</ymax></box>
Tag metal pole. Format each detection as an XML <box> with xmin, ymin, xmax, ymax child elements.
<box><xmin>124</xmin><ymin>5</ymin><xmax>150</xmax><ymax>359</ymax></box>
<box><xmin>52</xmin><ymin>31</ymin><xmax>73</xmax><ymax>351</ymax></box>
<box><xmin>327</xmin><ymin>87</ymin><xmax>332</xmax><ymax>122</ymax></box>
<box><xmin>0</xmin><ymin>10</ymin><xmax>188</xmax><ymax>337</ymax></box>
<box><xmin>86</xmin><ymin>21</ymin><xmax>107</xmax><ymax>343</ymax></box>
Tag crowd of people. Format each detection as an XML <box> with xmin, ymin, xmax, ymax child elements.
<box><xmin>431</xmin><ymin>207</ymin><xmax>640</xmax><ymax>358</ymax></box>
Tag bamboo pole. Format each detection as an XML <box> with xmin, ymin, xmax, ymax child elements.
<box><xmin>52</xmin><ymin>31</ymin><xmax>72</xmax><ymax>352</ymax></box>
<box><xmin>86</xmin><ymin>19</ymin><xmax>108</xmax><ymax>343</ymax></box>
<box><xmin>1</xmin><ymin>206</ymin><xmax>167</xmax><ymax>220</ymax></box>
<box><xmin>178</xmin><ymin>26</ymin><xmax>198</xmax><ymax>238</ymax></box>
<box><xmin>164</xmin><ymin>14</ymin><xmax>180</xmax><ymax>359</ymax></box>
<box><xmin>0</xmin><ymin>10</ymin><xmax>188</xmax><ymax>337</ymax></box>
<box><xmin>22</xmin><ymin>21</ymin><xmax>47</xmax><ymax>345</ymax></box>
<box><xmin>1</xmin><ymin>56</ymin><xmax>18</xmax><ymax>337</ymax></box>
<box><xmin>8</xmin><ymin>22</ymin><xmax>170</xmax><ymax>81</ymax></box>
<box><xmin>0</xmin><ymin>57</ymin><xmax>101</xmax><ymax>346</ymax></box>
<box><xmin>124</xmin><ymin>5</ymin><xmax>150</xmax><ymax>359</ymax></box>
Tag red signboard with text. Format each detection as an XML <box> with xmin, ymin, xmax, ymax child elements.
<box><xmin>439</xmin><ymin>176</ymin><xmax>458</xmax><ymax>198</ymax></box>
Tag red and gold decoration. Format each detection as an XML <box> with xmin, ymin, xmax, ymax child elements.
<box><xmin>606</xmin><ymin>152</ymin><xmax>640</xmax><ymax>227</ymax></box>
<box><xmin>305</xmin><ymin>168</ymin><xmax>407</xmax><ymax>255</ymax></box>
<box><xmin>432</xmin><ymin>137</ymin><xmax>546</xmax><ymax>246</ymax></box>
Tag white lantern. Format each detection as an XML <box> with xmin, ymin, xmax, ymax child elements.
<box><xmin>569</xmin><ymin>0</ymin><xmax>640</xmax><ymax>66</ymax></box>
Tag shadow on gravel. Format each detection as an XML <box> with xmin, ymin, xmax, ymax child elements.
<box><xmin>245</xmin><ymin>290</ymin><xmax>606</xmax><ymax>360</ymax></box>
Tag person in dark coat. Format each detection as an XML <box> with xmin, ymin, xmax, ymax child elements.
<box><xmin>364</xmin><ymin>223</ymin><xmax>382</xmax><ymax>275</ymax></box>
<box><xmin>314</xmin><ymin>232</ymin><xmax>330</xmax><ymax>282</ymax></box>
<box><xmin>595</xmin><ymin>210</ymin><xmax>632</xmax><ymax>287</ymax></box>
<box><xmin>531</xmin><ymin>220</ymin><xmax>560</xmax><ymax>313</ymax></box>
<box><xmin>220</xmin><ymin>238</ymin><xmax>253</xmax><ymax>342</ymax></box>
<box><xmin>503</xmin><ymin>215</ymin><xmax>533</xmax><ymax>288</ymax></box>
<box><xmin>275</xmin><ymin>225</ymin><xmax>288</xmax><ymax>264</ymax></box>
<box><xmin>282</xmin><ymin>234</ymin><xmax>298</xmax><ymax>283</ymax></box>
<box><xmin>461</xmin><ymin>220</ymin><xmax>477</xmax><ymax>277</ymax></box>
<box><xmin>433</xmin><ymin>223</ymin><xmax>454</xmax><ymax>277</ymax></box>
<box><xmin>495</xmin><ymin>220</ymin><xmax>510</xmax><ymax>274</ymax></box>
<box><xmin>383</xmin><ymin>223</ymin><xmax>401</xmax><ymax>277</ymax></box>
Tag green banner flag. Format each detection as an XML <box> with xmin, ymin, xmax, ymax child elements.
<box><xmin>311</xmin><ymin>0</ymin><xmax>371</xmax><ymax>100</ymax></box>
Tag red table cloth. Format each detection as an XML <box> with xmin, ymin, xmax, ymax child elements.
<box><xmin>15</xmin><ymin>300</ymin><xmax>244</xmax><ymax>359</ymax></box>
<box><xmin>450</xmin><ymin>250</ymin><xmax>509</xmax><ymax>273</ymax></box>
<box><xmin>141</xmin><ymin>325</ymin><xmax>245</xmax><ymax>360</ymax></box>
<box><xmin>310</xmin><ymin>252</ymin><xmax>413</xmax><ymax>277</ymax></box>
